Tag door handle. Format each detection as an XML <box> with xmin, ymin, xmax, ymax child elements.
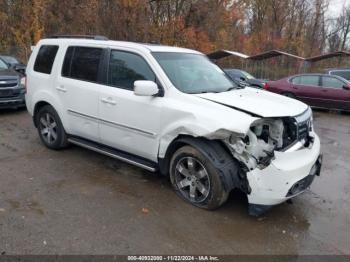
<box><xmin>56</xmin><ymin>86</ymin><xmax>67</xmax><ymax>92</ymax></box>
<box><xmin>101</xmin><ymin>97</ymin><xmax>116</xmax><ymax>105</ymax></box>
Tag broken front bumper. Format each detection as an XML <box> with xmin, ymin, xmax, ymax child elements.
<box><xmin>246</xmin><ymin>133</ymin><xmax>321</xmax><ymax>216</ymax></box>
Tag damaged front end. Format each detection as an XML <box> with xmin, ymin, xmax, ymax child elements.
<box><xmin>224</xmin><ymin>107</ymin><xmax>314</xmax><ymax>172</ymax></box>
<box><xmin>221</xmin><ymin>107</ymin><xmax>317</xmax><ymax>216</ymax></box>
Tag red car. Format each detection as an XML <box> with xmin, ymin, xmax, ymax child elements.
<box><xmin>265</xmin><ymin>74</ymin><xmax>350</xmax><ymax>111</ymax></box>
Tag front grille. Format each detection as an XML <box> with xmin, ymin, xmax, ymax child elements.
<box><xmin>282</xmin><ymin>108</ymin><xmax>312</xmax><ymax>149</ymax></box>
<box><xmin>0</xmin><ymin>79</ymin><xmax>18</xmax><ymax>88</ymax></box>
<box><xmin>297</xmin><ymin>119</ymin><xmax>311</xmax><ymax>141</ymax></box>
<box><xmin>0</xmin><ymin>89</ymin><xmax>13</xmax><ymax>98</ymax></box>
<box><xmin>282</xmin><ymin>118</ymin><xmax>298</xmax><ymax>148</ymax></box>
<box><xmin>295</xmin><ymin>107</ymin><xmax>312</xmax><ymax>140</ymax></box>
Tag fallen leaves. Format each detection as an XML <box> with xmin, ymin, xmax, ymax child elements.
<box><xmin>142</xmin><ymin>208</ymin><xmax>149</xmax><ymax>214</ymax></box>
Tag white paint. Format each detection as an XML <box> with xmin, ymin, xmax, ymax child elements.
<box><xmin>26</xmin><ymin>38</ymin><xmax>321</xmax><ymax>208</ymax></box>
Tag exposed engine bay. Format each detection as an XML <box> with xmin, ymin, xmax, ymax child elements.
<box><xmin>225</xmin><ymin>109</ymin><xmax>313</xmax><ymax>171</ymax></box>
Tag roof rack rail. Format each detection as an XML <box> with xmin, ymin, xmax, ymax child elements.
<box><xmin>48</xmin><ymin>35</ymin><xmax>109</xmax><ymax>41</ymax></box>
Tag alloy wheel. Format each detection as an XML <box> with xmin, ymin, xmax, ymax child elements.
<box><xmin>175</xmin><ymin>156</ymin><xmax>211</xmax><ymax>203</ymax></box>
<box><xmin>39</xmin><ymin>112</ymin><xmax>58</xmax><ymax>144</ymax></box>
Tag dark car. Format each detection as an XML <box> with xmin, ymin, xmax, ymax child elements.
<box><xmin>325</xmin><ymin>68</ymin><xmax>350</xmax><ymax>81</ymax></box>
<box><xmin>0</xmin><ymin>58</ymin><xmax>26</xmax><ymax>109</ymax></box>
<box><xmin>265</xmin><ymin>74</ymin><xmax>350</xmax><ymax>111</ymax></box>
<box><xmin>0</xmin><ymin>55</ymin><xmax>26</xmax><ymax>75</ymax></box>
<box><xmin>224</xmin><ymin>69</ymin><xmax>266</xmax><ymax>88</ymax></box>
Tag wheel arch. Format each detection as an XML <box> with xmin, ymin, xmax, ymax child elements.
<box><xmin>33</xmin><ymin>101</ymin><xmax>51</xmax><ymax>127</ymax></box>
<box><xmin>158</xmin><ymin>135</ymin><xmax>249</xmax><ymax>193</ymax></box>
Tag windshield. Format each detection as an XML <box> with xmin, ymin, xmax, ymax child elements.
<box><xmin>241</xmin><ymin>70</ymin><xmax>255</xmax><ymax>80</ymax></box>
<box><xmin>0</xmin><ymin>59</ymin><xmax>8</xmax><ymax>70</ymax></box>
<box><xmin>152</xmin><ymin>52</ymin><xmax>237</xmax><ymax>94</ymax></box>
<box><xmin>331</xmin><ymin>70</ymin><xmax>350</xmax><ymax>80</ymax></box>
<box><xmin>0</xmin><ymin>56</ymin><xmax>18</xmax><ymax>64</ymax></box>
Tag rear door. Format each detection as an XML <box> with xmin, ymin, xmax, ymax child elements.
<box><xmin>290</xmin><ymin>75</ymin><xmax>322</xmax><ymax>106</ymax></box>
<box><xmin>320</xmin><ymin>76</ymin><xmax>350</xmax><ymax>110</ymax></box>
<box><xmin>56</xmin><ymin>45</ymin><xmax>105</xmax><ymax>142</ymax></box>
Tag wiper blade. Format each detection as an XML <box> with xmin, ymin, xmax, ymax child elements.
<box><xmin>188</xmin><ymin>91</ymin><xmax>219</xmax><ymax>94</ymax></box>
<box><xmin>225</xmin><ymin>86</ymin><xmax>244</xmax><ymax>92</ymax></box>
<box><xmin>199</xmin><ymin>90</ymin><xmax>220</xmax><ymax>94</ymax></box>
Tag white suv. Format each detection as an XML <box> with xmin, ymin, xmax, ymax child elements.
<box><xmin>25</xmin><ymin>36</ymin><xmax>322</xmax><ymax>216</ymax></box>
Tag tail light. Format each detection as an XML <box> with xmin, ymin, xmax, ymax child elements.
<box><xmin>263</xmin><ymin>82</ymin><xmax>269</xmax><ymax>90</ymax></box>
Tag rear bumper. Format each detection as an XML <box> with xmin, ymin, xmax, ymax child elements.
<box><xmin>246</xmin><ymin>133</ymin><xmax>321</xmax><ymax>215</ymax></box>
<box><xmin>0</xmin><ymin>93</ymin><xmax>25</xmax><ymax>109</ymax></box>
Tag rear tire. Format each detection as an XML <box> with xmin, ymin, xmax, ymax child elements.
<box><xmin>35</xmin><ymin>105</ymin><xmax>68</xmax><ymax>150</ymax></box>
<box><xmin>169</xmin><ymin>145</ymin><xmax>229</xmax><ymax>210</ymax></box>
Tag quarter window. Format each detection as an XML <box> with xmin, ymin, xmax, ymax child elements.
<box><xmin>291</xmin><ymin>76</ymin><xmax>301</xmax><ymax>84</ymax></box>
<box><xmin>108</xmin><ymin>50</ymin><xmax>156</xmax><ymax>90</ymax></box>
<box><xmin>322</xmin><ymin>76</ymin><xmax>344</xmax><ymax>89</ymax></box>
<box><xmin>62</xmin><ymin>46</ymin><xmax>103</xmax><ymax>83</ymax></box>
<box><xmin>34</xmin><ymin>45</ymin><xmax>59</xmax><ymax>74</ymax></box>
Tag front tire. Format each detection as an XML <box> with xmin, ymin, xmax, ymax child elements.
<box><xmin>36</xmin><ymin>105</ymin><xmax>68</xmax><ymax>150</ymax></box>
<box><xmin>169</xmin><ymin>145</ymin><xmax>229</xmax><ymax>210</ymax></box>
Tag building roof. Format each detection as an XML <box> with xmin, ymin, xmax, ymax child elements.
<box><xmin>247</xmin><ymin>50</ymin><xmax>305</xmax><ymax>61</ymax></box>
<box><xmin>206</xmin><ymin>49</ymin><xmax>249</xmax><ymax>60</ymax></box>
<box><xmin>305</xmin><ymin>51</ymin><xmax>350</xmax><ymax>62</ymax></box>
<box><xmin>207</xmin><ymin>49</ymin><xmax>304</xmax><ymax>61</ymax></box>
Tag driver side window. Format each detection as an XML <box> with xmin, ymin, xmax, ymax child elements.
<box><xmin>322</xmin><ymin>76</ymin><xmax>344</xmax><ymax>89</ymax></box>
<box><xmin>108</xmin><ymin>50</ymin><xmax>156</xmax><ymax>91</ymax></box>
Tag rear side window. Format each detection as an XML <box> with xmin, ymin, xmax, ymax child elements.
<box><xmin>108</xmin><ymin>50</ymin><xmax>156</xmax><ymax>90</ymax></box>
<box><xmin>62</xmin><ymin>46</ymin><xmax>103</xmax><ymax>83</ymax></box>
<box><xmin>34</xmin><ymin>45</ymin><xmax>59</xmax><ymax>74</ymax></box>
<box><xmin>299</xmin><ymin>75</ymin><xmax>319</xmax><ymax>86</ymax></box>
<box><xmin>330</xmin><ymin>70</ymin><xmax>350</xmax><ymax>80</ymax></box>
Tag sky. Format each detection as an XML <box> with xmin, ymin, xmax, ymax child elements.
<box><xmin>327</xmin><ymin>0</ymin><xmax>348</xmax><ymax>17</ymax></box>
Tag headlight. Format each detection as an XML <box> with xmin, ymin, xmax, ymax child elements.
<box><xmin>309</xmin><ymin>110</ymin><xmax>314</xmax><ymax>131</ymax></box>
<box><xmin>250</xmin><ymin>118</ymin><xmax>284</xmax><ymax>148</ymax></box>
<box><xmin>225</xmin><ymin>119</ymin><xmax>282</xmax><ymax>171</ymax></box>
<box><xmin>20</xmin><ymin>77</ymin><xmax>26</xmax><ymax>86</ymax></box>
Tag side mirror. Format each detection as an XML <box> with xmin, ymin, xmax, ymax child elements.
<box><xmin>14</xmin><ymin>64</ymin><xmax>26</xmax><ymax>75</ymax></box>
<box><xmin>134</xmin><ymin>80</ymin><xmax>159</xmax><ymax>96</ymax></box>
<box><xmin>240</xmin><ymin>77</ymin><xmax>246</xmax><ymax>81</ymax></box>
<box><xmin>343</xmin><ymin>85</ymin><xmax>350</xmax><ymax>90</ymax></box>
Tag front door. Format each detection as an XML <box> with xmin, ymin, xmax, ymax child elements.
<box><xmin>291</xmin><ymin>75</ymin><xmax>323</xmax><ymax>107</ymax></box>
<box><xmin>320</xmin><ymin>76</ymin><xmax>350</xmax><ymax>110</ymax></box>
<box><xmin>99</xmin><ymin>49</ymin><xmax>162</xmax><ymax>161</ymax></box>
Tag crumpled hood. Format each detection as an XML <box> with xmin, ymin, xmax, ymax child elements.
<box><xmin>195</xmin><ymin>87</ymin><xmax>308</xmax><ymax>117</ymax></box>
